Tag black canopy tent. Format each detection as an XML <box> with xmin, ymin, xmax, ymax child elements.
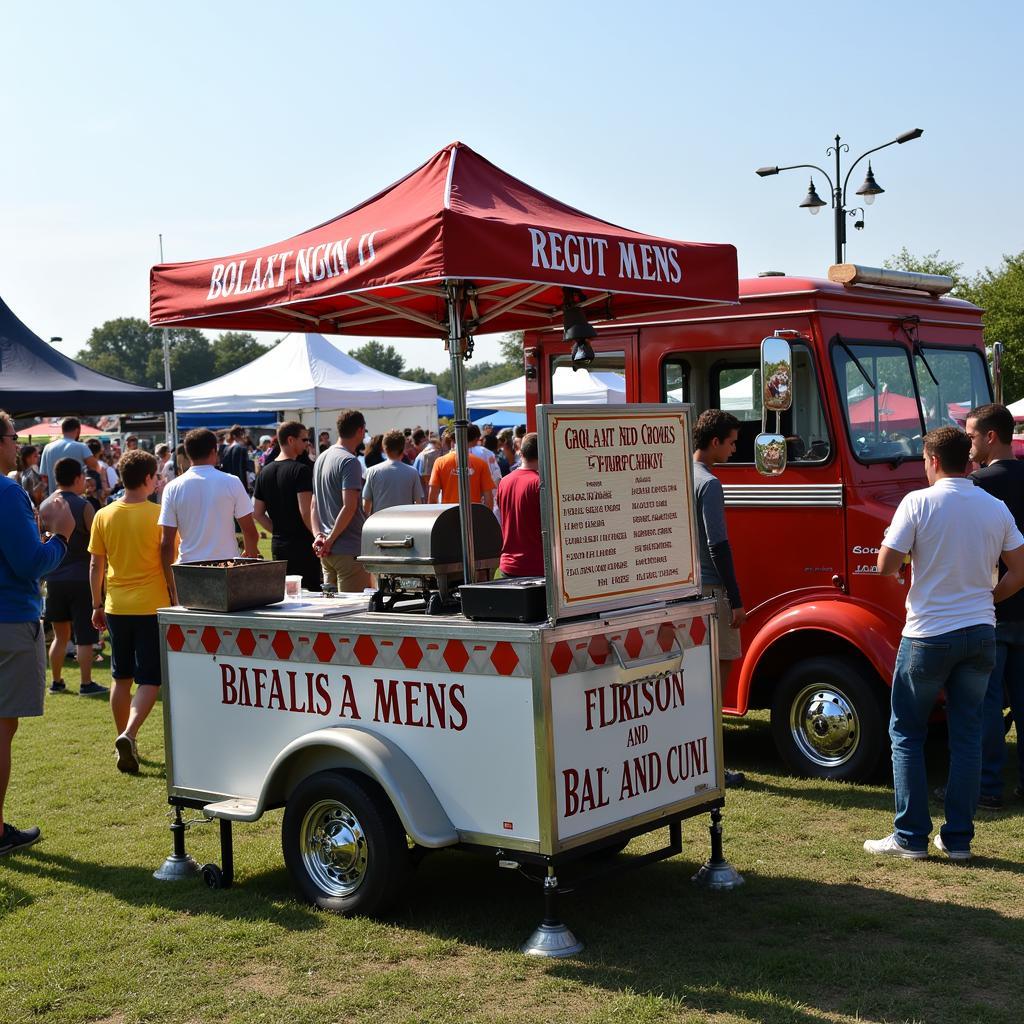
<box><xmin>0</xmin><ymin>296</ymin><xmax>173</xmax><ymax>417</ymax></box>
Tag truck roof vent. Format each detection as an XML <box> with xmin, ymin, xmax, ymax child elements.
<box><xmin>828</xmin><ymin>263</ymin><xmax>954</xmax><ymax>296</ymax></box>
<box><xmin>758</xmin><ymin>270</ymin><xmax>786</xmax><ymax>277</ymax></box>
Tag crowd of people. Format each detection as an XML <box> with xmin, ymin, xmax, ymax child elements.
<box><xmin>0</xmin><ymin>410</ymin><xmax>541</xmax><ymax>852</ymax></box>
<box><xmin>2</xmin><ymin>401</ymin><xmax>1021</xmax><ymax>868</ymax></box>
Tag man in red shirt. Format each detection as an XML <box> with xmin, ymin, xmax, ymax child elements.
<box><xmin>496</xmin><ymin>432</ymin><xmax>543</xmax><ymax>577</ymax></box>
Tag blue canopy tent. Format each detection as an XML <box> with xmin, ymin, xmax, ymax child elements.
<box><xmin>472</xmin><ymin>409</ymin><xmax>525</xmax><ymax>429</ymax></box>
<box><xmin>177</xmin><ymin>412</ymin><xmax>278</xmax><ymax>430</ymax></box>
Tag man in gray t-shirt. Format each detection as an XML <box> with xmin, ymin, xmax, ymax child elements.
<box><xmin>693</xmin><ymin>409</ymin><xmax>746</xmax><ymax>788</ymax></box>
<box><xmin>363</xmin><ymin>430</ymin><xmax>424</xmax><ymax>516</ymax></box>
<box><xmin>311</xmin><ymin>410</ymin><xmax>371</xmax><ymax>593</ymax></box>
<box><xmin>39</xmin><ymin>418</ymin><xmax>100</xmax><ymax>495</ymax></box>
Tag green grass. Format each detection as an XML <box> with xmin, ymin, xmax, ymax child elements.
<box><xmin>2</xmin><ymin>656</ymin><xmax>1023</xmax><ymax>1024</ymax></box>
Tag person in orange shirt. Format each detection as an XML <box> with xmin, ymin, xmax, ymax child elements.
<box><xmin>427</xmin><ymin>428</ymin><xmax>495</xmax><ymax>508</ymax></box>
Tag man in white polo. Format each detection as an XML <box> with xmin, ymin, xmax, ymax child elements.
<box><xmin>866</xmin><ymin>426</ymin><xmax>1024</xmax><ymax>861</ymax></box>
<box><xmin>159</xmin><ymin>429</ymin><xmax>259</xmax><ymax>570</ymax></box>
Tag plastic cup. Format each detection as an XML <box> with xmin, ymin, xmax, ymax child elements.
<box><xmin>285</xmin><ymin>575</ymin><xmax>303</xmax><ymax>598</ymax></box>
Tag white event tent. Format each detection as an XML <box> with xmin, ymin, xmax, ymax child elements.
<box><xmin>173</xmin><ymin>333</ymin><xmax>438</xmax><ymax>436</ymax></box>
<box><xmin>466</xmin><ymin>367</ymin><xmax>626</xmax><ymax>413</ymax></box>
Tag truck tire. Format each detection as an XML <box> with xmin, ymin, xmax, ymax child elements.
<box><xmin>282</xmin><ymin>769</ymin><xmax>408</xmax><ymax>915</ymax></box>
<box><xmin>770</xmin><ymin>656</ymin><xmax>887</xmax><ymax>782</ymax></box>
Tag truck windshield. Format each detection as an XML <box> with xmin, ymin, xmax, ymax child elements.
<box><xmin>914</xmin><ymin>347</ymin><xmax>991</xmax><ymax>433</ymax></box>
<box><xmin>833</xmin><ymin>342</ymin><xmax>990</xmax><ymax>463</ymax></box>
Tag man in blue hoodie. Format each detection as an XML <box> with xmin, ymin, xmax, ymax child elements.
<box><xmin>0</xmin><ymin>410</ymin><xmax>74</xmax><ymax>855</ymax></box>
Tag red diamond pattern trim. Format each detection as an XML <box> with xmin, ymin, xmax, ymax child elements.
<box><xmin>490</xmin><ymin>641</ymin><xmax>519</xmax><ymax>676</ymax></box>
<box><xmin>689</xmin><ymin>616</ymin><xmax>707</xmax><ymax>647</ymax></box>
<box><xmin>443</xmin><ymin>639</ymin><xmax>469</xmax><ymax>673</ymax></box>
<box><xmin>657</xmin><ymin>623</ymin><xmax>677</xmax><ymax>653</ymax></box>
<box><xmin>550</xmin><ymin>640</ymin><xmax>573</xmax><ymax>675</ymax></box>
<box><xmin>624</xmin><ymin>628</ymin><xmax>644</xmax><ymax>659</ymax></box>
<box><xmin>272</xmin><ymin>630</ymin><xmax>294</xmax><ymax>660</ymax></box>
<box><xmin>201</xmin><ymin>626</ymin><xmax>221</xmax><ymax>654</ymax></box>
<box><xmin>235</xmin><ymin>628</ymin><xmax>256</xmax><ymax>657</ymax></box>
<box><xmin>399</xmin><ymin>636</ymin><xmax>423</xmax><ymax>670</ymax></box>
<box><xmin>312</xmin><ymin>633</ymin><xmax>336</xmax><ymax>663</ymax></box>
<box><xmin>587</xmin><ymin>634</ymin><xmax>609</xmax><ymax>665</ymax></box>
<box><xmin>166</xmin><ymin>624</ymin><xmax>185</xmax><ymax>652</ymax></box>
<box><xmin>354</xmin><ymin>635</ymin><xmax>378</xmax><ymax>666</ymax></box>
<box><xmin>164</xmin><ymin>624</ymin><xmax>528</xmax><ymax>675</ymax></box>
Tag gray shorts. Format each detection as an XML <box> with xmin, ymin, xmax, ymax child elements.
<box><xmin>0</xmin><ymin>621</ymin><xmax>46</xmax><ymax>718</ymax></box>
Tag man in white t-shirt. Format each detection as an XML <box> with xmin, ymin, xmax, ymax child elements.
<box><xmin>865</xmin><ymin>427</ymin><xmax>1024</xmax><ymax>862</ymax></box>
<box><xmin>467</xmin><ymin>423</ymin><xmax>502</xmax><ymax>488</ymax></box>
<box><xmin>158</xmin><ymin>429</ymin><xmax>259</xmax><ymax>568</ymax></box>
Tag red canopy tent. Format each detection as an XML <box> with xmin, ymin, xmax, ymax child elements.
<box><xmin>150</xmin><ymin>141</ymin><xmax>738</xmax><ymax>576</ymax></box>
<box><xmin>847</xmin><ymin>391</ymin><xmax>923</xmax><ymax>433</ymax></box>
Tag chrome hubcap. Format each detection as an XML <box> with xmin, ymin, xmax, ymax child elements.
<box><xmin>789</xmin><ymin>684</ymin><xmax>860</xmax><ymax>767</ymax></box>
<box><xmin>300</xmin><ymin>799</ymin><xmax>368</xmax><ymax>897</ymax></box>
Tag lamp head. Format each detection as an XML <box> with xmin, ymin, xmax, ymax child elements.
<box><xmin>856</xmin><ymin>162</ymin><xmax>885</xmax><ymax>206</ymax></box>
<box><xmin>756</xmin><ymin>166</ymin><xmax>780</xmax><ymax>177</ymax></box>
<box><xmin>896</xmin><ymin>128</ymin><xmax>924</xmax><ymax>144</ymax></box>
<box><xmin>799</xmin><ymin>178</ymin><xmax>826</xmax><ymax>215</ymax></box>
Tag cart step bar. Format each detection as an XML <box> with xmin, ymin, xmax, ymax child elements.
<box><xmin>203</xmin><ymin>798</ymin><xmax>260</xmax><ymax>821</ymax></box>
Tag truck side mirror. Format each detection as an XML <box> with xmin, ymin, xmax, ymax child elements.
<box><xmin>754</xmin><ymin>433</ymin><xmax>787</xmax><ymax>476</ymax></box>
<box><xmin>756</xmin><ymin>334</ymin><xmax>794</xmax><ymax>477</ymax></box>
<box><xmin>761</xmin><ymin>336</ymin><xmax>793</xmax><ymax>413</ymax></box>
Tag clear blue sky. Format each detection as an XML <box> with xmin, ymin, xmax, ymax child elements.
<box><xmin>2</xmin><ymin>1</ymin><xmax>1021</xmax><ymax>373</ymax></box>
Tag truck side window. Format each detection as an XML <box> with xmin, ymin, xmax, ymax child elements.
<box><xmin>662</xmin><ymin>360</ymin><xmax>689</xmax><ymax>403</ymax></box>
<box><xmin>709</xmin><ymin>345</ymin><xmax>830</xmax><ymax>464</ymax></box>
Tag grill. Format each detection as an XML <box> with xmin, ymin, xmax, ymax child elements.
<box><xmin>358</xmin><ymin>504</ymin><xmax>502</xmax><ymax>615</ymax></box>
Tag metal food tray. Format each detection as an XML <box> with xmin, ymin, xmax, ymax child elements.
<box><xmin>172</xmin><ymin>558</ymin><xmax>287</xmax><ymax>612</ymax></box>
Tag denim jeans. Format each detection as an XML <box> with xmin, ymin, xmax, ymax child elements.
<box><xmin>890</xmin><ymin>625</ymin><xmax>996</xmax><ymax>852</ymax></box>
<box><xmin>981</xmin><ymin>620</ymin><xmax>1024</xmax><ymax>798</ymax></box>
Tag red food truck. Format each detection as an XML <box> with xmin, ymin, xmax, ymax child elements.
<box><xmin>524</xmin><ymin>264</ymin><xmax>994</xmax><ymax>781</ymax></box>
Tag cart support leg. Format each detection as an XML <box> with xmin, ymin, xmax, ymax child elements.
<box><xmin>153</xmin><ymin>804</ymin><xmax>199</xmax><ymax>881</ymax></box>
<box><xmin>219</xmin><ymin>819</ymin><xmax>234</xmax><ymax>888</ymax></box>
<box><xmin>692</xmin><ymin>806</ymin><xmax>745</xmax><ymax>891</ymax></box>
<box><xmin>521</xmin><ymin>866</ymin><xmax>584</xmax><ymax>958</ymax></box>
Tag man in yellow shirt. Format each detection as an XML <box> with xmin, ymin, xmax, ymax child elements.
<box><xmin>88</xmin><ymin>450</ymin><xmax>175</xmax><ymax>773</ymax></box>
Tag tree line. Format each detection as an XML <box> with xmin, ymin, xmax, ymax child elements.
<box><xmin>77</xmin><ymin>319</ymin><xmax>525</xmax><ymax>397</ymax></box>
<box><xmin>885</xmin><ymin>249</ymin><xmax>1024</xmax><ymax>400</ymax></box>
<box><xmin>78</xmin><ymin>251</ymin><xmax>1022</xmax><ymax>402</ymax></box>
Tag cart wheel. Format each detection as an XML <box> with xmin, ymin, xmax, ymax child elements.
<box><xmin>282</xmin><ymin>770</ymin><xmax>408</xmax><ymax>915</ymax></box>
<box><xmin>426</xmin><ymin>593</ymin><xmax>443</xmax><ymax>616</ymax></box>
<box><xmin>201</xmin><ymin>863</ymin><xmax>224</xmax><ymax>889</ymax></box>
<box><xmin>770</xmin><ymin>656</ymin><xmax>886</xmax><ymax>781</ymax></box>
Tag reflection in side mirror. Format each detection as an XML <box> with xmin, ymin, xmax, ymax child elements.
<box><xmin>755</xmin><ymin>433</ymin><xmax>787</xmax><ymax>476</ymax></box>
<box><xmin>761</xmin><ymin>336</ymin><xmax>793</xmax><ymax>413</ymax></box>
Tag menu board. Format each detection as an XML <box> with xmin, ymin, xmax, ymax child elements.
<box><xmin>538</xmin><ymin>404</ymin><xmax>699</xmax><ymax>621</ymax></box>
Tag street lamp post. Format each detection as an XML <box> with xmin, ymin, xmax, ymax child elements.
<box><xmin>756</xmin><ymin>128</ymin><xmax>923</xmax><ymax>265</ymax></box>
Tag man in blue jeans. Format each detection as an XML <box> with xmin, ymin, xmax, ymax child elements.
<box><xmin>866</xmin><ymin>427</ymin><xmax>1024</xmax><ymax>861</ymax></box>
<box><xmin>966</xmin><ymin>403</ymin><xmax>1024</xmax><ymax>809</ymax></box>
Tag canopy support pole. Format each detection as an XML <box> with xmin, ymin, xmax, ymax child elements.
<box><xmin>446</xmin><ymin>281</ymin><xmax>476</xmax><ymax>587</ymax></box>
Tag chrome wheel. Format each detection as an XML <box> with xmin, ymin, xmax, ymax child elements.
<box><xmin>300</xmin><ymin>799</ymin><xmax>369</xmax><ymax>898</ymax></box>
<box><xmin>789</xmin><ymin>684</ymin><xmax>860</xmax><ymax>768</ymax></box>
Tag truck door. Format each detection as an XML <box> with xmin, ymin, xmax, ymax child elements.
<box><xmin>660</xmin><ymin>342</ymin><xmax>844</xmax><ymax>699</ymax></box>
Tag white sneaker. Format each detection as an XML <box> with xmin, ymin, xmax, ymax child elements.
<box><xmin>933</xmin><ymin>834</ymin><xmax>971</xmax><ymax>861</ymax></box>
<box><xmin>863</xmin><ymin>833</ymin><xmax>927</xmax><ymax>860</ymax></box>
<box><xmin>114</xmin><ymin>733</ymin><xmax>139</xmax><ymax>774</ymax></box>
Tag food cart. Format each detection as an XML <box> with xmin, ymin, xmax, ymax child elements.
<box><xmin>149</xmin><ymin>143</ymin><xmax>745</xmax><ymax>955</ymax></box>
